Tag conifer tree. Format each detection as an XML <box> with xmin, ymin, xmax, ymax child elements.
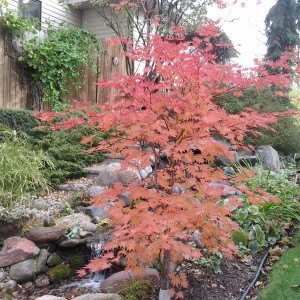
<box><xmin>265</xmin><ymin>0</ymin><xmax>300</xmax><ymax>62</ymax></box>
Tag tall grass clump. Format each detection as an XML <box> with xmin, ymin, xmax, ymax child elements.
<box><xmin>0</xmin><ymin>126</ymin><xmax>52</xmax><ymax>221</ymax></box>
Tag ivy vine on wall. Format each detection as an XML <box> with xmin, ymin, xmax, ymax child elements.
<box><xmin>0</xmin><ymin>2</ymin><xmax>99</xmax><ymax>111</ymax></box>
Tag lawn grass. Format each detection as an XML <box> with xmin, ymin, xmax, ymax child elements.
<box><xmin>259</xmin><ymin>230</ymin><xmax>300</xmax><ymax>300</ymax></box>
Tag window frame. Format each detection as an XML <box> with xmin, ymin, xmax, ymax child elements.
<box><xmin>19</xmin><ymin>0</ymin><xmax>42</xmax><ymax>24</ymax></box>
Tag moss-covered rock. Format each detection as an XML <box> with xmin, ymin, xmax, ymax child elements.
<box><xmin>47</xmin><ymin>264</ymin><xmax>71</xmax><ymax>283</ymax></box>
<box><xmin>68</xmin><ymin>251</ymin><xmax>87</xmax><ymax>275</ymax></box>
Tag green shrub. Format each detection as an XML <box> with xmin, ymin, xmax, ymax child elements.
<box><xmin>29</xmin><ymin>126</ymin><xmax>106</xmax><ymax>187</ymax></box>
<box><xmin>0</xmin><ymin>109</ymin><xmax>39</xmax><ymax>134</ymax></box>
<box><xmin>216</xmin><ymin>88</ymin><xmax>300</xmax><ymax>155</ymax></box>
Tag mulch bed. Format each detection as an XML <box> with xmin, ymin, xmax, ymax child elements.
<box><xmin>183</xmin><ymin>252</ymin><xmax>265</xmax><ymax>300</ymax></box>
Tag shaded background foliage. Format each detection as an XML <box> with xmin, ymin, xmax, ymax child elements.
<box><xmin>216</xmin><ymin>88</ymin><xmax>300</xmax><ymax>155</ymax></box>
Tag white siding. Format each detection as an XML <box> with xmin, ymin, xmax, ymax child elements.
<box><xmin>41</xmin><ymin>0</ymin><xmax>81</xmax><ymax>27</ymax></box>
<box><xmin>82</xmin><ymin>8</ymin><xmax>127</xmax><ymax>39</ymax></box>
<box><xmin>7</xmin><ymin>0</ymin><xmax>18</xmax><ymax>10</ymax></box>
<box><xmin>6</xmin><ymin>0</ymin><xmax>82</xmax><ymax>28</ymax></box>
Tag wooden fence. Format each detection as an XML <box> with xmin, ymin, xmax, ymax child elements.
<box><xmin>67</xmin><ymin>39</ymin><xmax>127</xmax><ymax>105</ymax></box>
<box><xmin>0</xmin><ymin>26</ymin><xmax>27</xmax><ymax>109</ymax></box>
<box><xmin>0</xmin><ymin>26</ymin><xmax>126</xmax><ymax>110</ymax></box>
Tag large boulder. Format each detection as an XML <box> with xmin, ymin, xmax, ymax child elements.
<box><xmin>100</xmin><ymin>268</ymin><xmax>160</xmax><ymax>293</ymax></box>
<box><xmin>9</xmin><ymin>258</ymin><xmax>36</xmax><ymax>283</ymax></box>
<box><xmin>0</xmin><ymin>237</ymin><xmax>40</xmax><ymax>267</ymax></box>
<box><xmin>25</xmin><ymin>227</ymin><xmax>67</xmax><ymax>243</ymax></box>
<box><xmin>60</xmin><ymin>213</ymin><xmax>97</xmax><ymax>232</ymax></box>
<box><xmin>73</xmin><ymin>294</ymin><xmax>122</xmax><ymax>300</ymax></box>
<box><xmin>256</xmin><ymin>145</ymin><xmax>280</xmax><ymax>171</ymax></box>
<box><xmin>94</xmin><ymin>162</ymin><xmax>122</xmax><ymax>186</ymax></box>
<box><xmin>94</xmin><ymin>162</ymin><xmax>151</xmax><ymax>187</ymax></box>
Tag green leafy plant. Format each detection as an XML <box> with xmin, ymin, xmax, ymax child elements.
<box><xmin>199</xmin><ymin>252</ymin><xmax>223</xmax><ymax>274</ymax></box>
<box><xmin>118</xmin><ymin>278</ymin><xmax>157</xmax><ymax>300</ymax></box>
<box><xmin>232</xmin><ymin>160</ymin><xmax>300</xmax><ymax>253</ymax></box>
<box><xmin>232</xmin><ymin>206</ymin><xmax>269</xmax><ymax>254</ymax></box>
<box><xmin>19</xmin><ymin>26</ymin><xmax>99</xmax><ymax>110</ymax></box>
<box><xmin>0</xmin><ymin>2</ymin><xmax>38</xmax><ymax>35</ymax></box>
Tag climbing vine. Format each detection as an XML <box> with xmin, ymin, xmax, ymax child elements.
<box><xmin>19</xmin><ymin>26</ymin><xmax>100</xmax><ymax>110</ymax></box>
<box><xmin>0</xmin><ymin>2</ymin><xmax>99</xmax><ymax>110</ymax></box>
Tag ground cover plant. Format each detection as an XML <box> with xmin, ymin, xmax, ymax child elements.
<box><xmin>232</xmin><ymin>160</ymin><xmax>300</xmax><ymax>254</ymax></box>
<box><xmin>35</xmin><ymin>18</ymin><xmax>300</xmax><ymax>298</ymax></box>
<box><xmin>29</xmin><ymin>125</ymin><xmax>107</xmax><ymax>187</ymax></box>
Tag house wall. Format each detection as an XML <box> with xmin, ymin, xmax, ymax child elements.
<box><xmin>7</xmin><ymin>0</ymin><xmax>82</xmax><ymax>28</ymax></box>
<box><xmin>82</xmin><ymin>8</ymin><xmax>126</xmax><ymax>39</ymax></box>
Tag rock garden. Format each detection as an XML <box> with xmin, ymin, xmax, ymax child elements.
<box><xmin>0</xmin><ymin>26</ymin><xmax>300</xmax><ymax>300</ymax></box>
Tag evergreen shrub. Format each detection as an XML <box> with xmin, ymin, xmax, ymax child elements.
<box><xmin>0</xmin><ymin>109</ymin><xmax>39</xmax><ymax>133</ymax></box>
<box><xmin>217</xmin><ymin>88</ymin><xmax>300</xmax><ymax>154</ymax></box>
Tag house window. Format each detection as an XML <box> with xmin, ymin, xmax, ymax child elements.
<box><xmin>19</xmin><ymin>0</ymin><xmax>42</xmax><ymax>23</ymax></box>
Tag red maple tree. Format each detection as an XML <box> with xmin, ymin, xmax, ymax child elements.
<box><xmin>36</xmin><ymin>21</ymin><xmax>295</xmax><ymax>299</ymax></box>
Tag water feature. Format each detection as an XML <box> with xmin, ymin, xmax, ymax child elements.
<box><xmin>58</xmin><ymin>241</ymin><xmax>105</xmax><ymax>292</ymax></box>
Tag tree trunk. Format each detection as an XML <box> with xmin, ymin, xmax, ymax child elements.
<box><xmin>159</xmin><ymin>250</ymin><xmax>171</xmax><ymax>300</ymax></box>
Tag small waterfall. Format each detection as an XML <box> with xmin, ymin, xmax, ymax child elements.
<box><xmin>89</xmin><ymin>241</ymin><xmax>103</xmax><ymax>260</ymax></box>
<box><xmin>58</xmin><ymin>241</ymin><xmax>105</xmax><ymax>292</ymax></box>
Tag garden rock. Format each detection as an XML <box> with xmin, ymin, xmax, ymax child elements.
<box><xmin>256</xmin><ymin>145</ymin><xmax>280</xmax><ymax>171</ymax></box>
<box><xmin>0</xmin><ymin>268</ymin><xmax>5</xmax><ymax>281</ymax></box>
<box><xmin>95</xmin><ymin>162</ymin><xmax>146</xmax><ymax>187</ymax></box>
<box><xmin>46</xmin><ymin>253</ymin><xmax>61</xmax><ymax>267</ymax></box>
<box><xmin>73</xmin><ymin>293</ymin><xmax>122</xmax><ymax>300</ymax></box>
<box><xmin>137</xmin><ymin>165</ymin><xmax>153</xmax><ymax>179</ymax></box>
<box><xmin>223</xmin><ymin>166</ymin><xmax>235</xmax><ymax>177</ymax></box>
<box><xmin>31</xmin><ymin>198</ymin><xmax>51</xmax><ymax>211</ymax></box>
<box><xmin>94</xmin><ymin>162</ymin><xmax>121</xmax><ymax>186</ymax></box>
<box><xmin>84</xmin><ymin>205</ymin><xmax>109</xmax><ymax>224</ymax></box>
<box><xmin>209</xmin><ymin>182</ymin><xmax>242</xmax><ymax>197</ymax></box>
<box><xmin>57</xmin><ymin>183</ymin><xmax>89</xmax><ymax>191</ymax></box>
<box><xmin>60</xmin><ymin>213</ymin><xmax>97</xmax><ymax>232</ymax></box>
<box><xmin>3</xmin><ymin>279</ymin><xmax>17</xmax><ymax>290</ymax></box>
<box><xmin>35</xmin><ymin>274</ymin><xmax>50</xmax><ymax>287</ymax></box>
<box><xmin>0</xmin><ymin>237</ymin><xmax>40</xmax><ymax>267</ymax></box>
<box><xmin>88</xmin><ymin>185</ymin><xmax>106</xmax><ymax>196</ymax></box>
<box><xmin>118</xmin><ymin>192</ymin><xmax>132</xmax><ymax>206</ymax></box>
<box><xmin>43</xmin><ymin>216</ymin><xmax>56</xmax><ymax>227</ymax></box>
<box><xmin>59</xmin><ymin>237</ymin><xmax>91</xmax><ymax>247</ymax></box>
<box><xmin>9</xmin><ymin>258</ymin><xmax>35</xmax><ymax>283</ymax></box>
<box><xmin>35</xmin><ymin>296</ymin><xmax>67</xmax><ymax>300</ymax></box>
<box><xmin>100</xmin><ymin>268</ymin><xmax>160</xmax><ymax>293</ymax></box>
<box><xmin>36</xmin><ymin>249</ymin><xmax>48</xmax><ymax>274</ymax></box>
<box><xmin>216</xmin><ymin>151</ymin><xmax>238</xmax><ymax>165</ymax></box>
<box><xmin>74</xmin><ymin>206</ymin><xmax>87</xmax><ymax>213</ymax></box>
<box><xmin>80</xmin><ymin>230</ymin><xmax>93</xmax><ymax>238</ymax></box>
<box><xmin>25</xmin><ymin>227</ymin><xmax>67</xmax><ymax>243</ymax></box>
<box><xmin>237</xmin><ymin>155</ymin><xmax>257</xmax><ymax>166</ymax></box>
<box><xmin>84</xmin><ymin>164</ymin><xmax>110</xmax><ymax>179</ymax></box>
<box><xmin>48</xmin><ymin>264</ymin><xmax>71</xmax><ymax>283</ymax></box>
